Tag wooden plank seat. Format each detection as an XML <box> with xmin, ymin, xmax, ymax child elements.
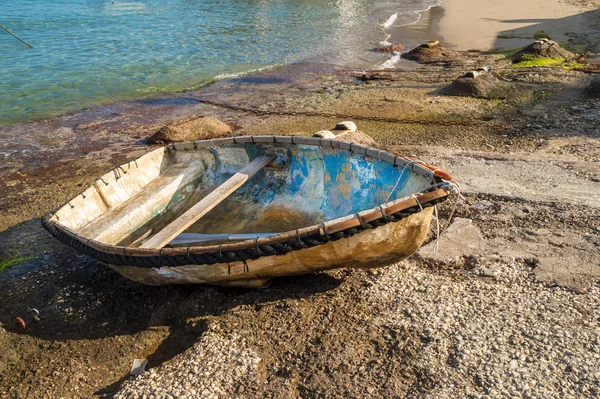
<box><xmin>78</xmin><ymin>162</ymin><xmax>207</xmax><ymax>246</ymax></box>
<box><xmin>141</xmin><ymin>155</ymin><xmax>275</xmax><ymax>249</ymax></box>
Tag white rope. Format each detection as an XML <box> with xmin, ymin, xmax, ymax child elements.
<box><xmin>433</xmin><ymin>205</ymin><xmax>440</xmax><ymax>255</ymax></box>
<box><xmin>384</xmin><ymin>161</ymin><xmax>414</xmax><ymax>203</ymax></box>
<box><xmin>426</xmin><ymin>179</ymin><xmax>463</xmax><ymax>254</ymax></box>
<box><xmin>439</xmin><ymin>179</ymin><xmax>464</xmax><ymax>233</ymax></box>
<box><xmin>412</xmin><ymin>194</ymin><xmax>424</xmax><ymax>211</ymax></box>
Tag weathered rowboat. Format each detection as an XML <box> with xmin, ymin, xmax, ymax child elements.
<box><xmin>42</xmin><ymin>135</ymin><xmax>454</xmax><ymax>287</ymax></box>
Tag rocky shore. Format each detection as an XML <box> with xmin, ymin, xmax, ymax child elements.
<box><xmin>0</xmin><ymin>37</ymin><xmax>599</xmax><ymax>398</ymax></box>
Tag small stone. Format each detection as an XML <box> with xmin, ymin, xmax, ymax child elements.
<box><xmin>470</xmin><ymin>200</ymin><xmax>494</xmax><ymax>211</ymax></box>
<box><xmin>479</xmin><ymin>267</ymin><xmax>498</xmax><ymax>278</ymax></box>
<box><xmin>333</xmin><ymin>121</ymin><xmax>357</xmax><ymax>132</ymax></box>
<box><xmin>464</xmin><ymin>70</ymin><xmax>482</xmax><ymax>78</ymax></box>
<box><xmin>15</xmin><ymin>317</ymin><xmax>26</xmax><ymax>332</ymax></box>
<box><xmin>313</xmin><ymin>130</ymin><xmax>336</xmax><ymax>139</ymax></box>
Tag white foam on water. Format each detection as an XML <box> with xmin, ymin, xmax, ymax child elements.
<box><xmin>214</xmin><ymin>64</ymin><xmax>280</xmax><ymax>80</ymax></box>
<box><xmin>376</xmin><ymin>0</ymin><xmax>442</xmax><ymax>69</ymax></box>
<box><xmin>377</xmin><ymin>53</ymin><xmax>402</xmax><ymax>69</ymax></box>
<box><xmin>381</xmin><ymin>13</ymin><xmax>398</xmax><ymax>29</ymax></box>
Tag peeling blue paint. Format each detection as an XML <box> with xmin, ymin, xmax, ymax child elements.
<box><xmin>205</xmin><ymin>143</ymin><xmax>431</xmax><ymax>222</ymax></box>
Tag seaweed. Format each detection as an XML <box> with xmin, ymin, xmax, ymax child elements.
<box><xmin>0</xmin><ymin>254</ymin><xmax>33</xmax><ymax>273</ymax></box>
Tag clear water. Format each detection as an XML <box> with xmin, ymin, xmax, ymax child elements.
<box><xmin>0</xmin><ymin>0</ymin><xmax>439</xmax><ymax>125</ymax></box>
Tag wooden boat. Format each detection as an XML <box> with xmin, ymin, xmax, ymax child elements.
<box><xmin>42</xmin><ymin>135</ymin><xmax>454</xmax><ymax>287</ymax></box>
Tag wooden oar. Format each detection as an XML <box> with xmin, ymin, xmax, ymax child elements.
<box><xmin>141</xmin><ymin>155</ymin><xmax>275</xmax><ymax>249</ymax></box>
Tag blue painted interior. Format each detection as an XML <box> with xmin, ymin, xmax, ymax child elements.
<box><xmin>208</xmin><ymin>143</ymin><xmax>433</xmax><ymax>222</ymax></box>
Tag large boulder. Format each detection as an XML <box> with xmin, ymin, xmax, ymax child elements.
<box><xmin>402</xmin><ymin>41</ymin><xmax>460</xmax><ymax>64</ymax></box>
<box><xmin>585</xmin><ymin>75</ymin><xmax>600</xmax><ymax>98</ymax></box>
<box><xmin>148</xmin><ymin>116</ymin><xmax>232</xmax><ymax>144</ymax></box>
<box><xmin>440</xmin><ymin>70</ymin><xmax>521</xmax><ymax>99</ymax></box>
<box><xmin>512</xmin><ymin>39</ymin><xmax>575</xmax><ymax>63</ymax></box>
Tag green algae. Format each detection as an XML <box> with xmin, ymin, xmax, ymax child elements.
<box><xmin>512</xmin><ymin>55</ymin><xmax>583</xmax><ymax>69</ymax></box>
<box><xmin>533</xmin><ymin>30</ymin><xmax>551</xmax><ymax>40</ymax></box>
<box><xmin>0</xmin><ymin>254</ymin><xmax>33</xmax><ymax>273</ymax></box>
<box><xmin>496</xmin><ymin>30</ymin><xmax>551</xmax><ymax>40</ymax></box>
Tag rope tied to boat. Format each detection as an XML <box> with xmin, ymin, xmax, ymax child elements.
<box><xmin>379</xmin><ymin>205</ymin><xmax>390</xmax><ymax>222</ymax></box>
<box><xmin>295</xmin><ymin>229</ymin><xmax>307</xmax><ymax>248</ymax></box>
<box><xmin>385</xmin><ymin>161</ymin><xmax>414</xmax><ymax>203</ymax></box>
<box><xmin>431</xmin><ymin>179</ymin><xmax>464</xmax><ymax>255</ymax></box>
<box><xmin>355</xmin><ymin>213</ymin><xmax>367</xmax><ymax>229</ymax></box>
<box><xmin>412</xmin><ymin>195</ymin><xmax>424</xmax><ymax>211</ymax></box>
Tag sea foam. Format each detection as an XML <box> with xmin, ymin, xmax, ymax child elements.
<box><xmin>381</xmin><ymin>13</ymin><xmax>398</xmax><ymax>29</ymax></box>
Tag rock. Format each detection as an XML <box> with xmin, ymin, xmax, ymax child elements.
<box><xmin>479</xmin><ymin>267</ymin><xmax>499</xmax><ymax>278</ymax></box>
<box><xmin>402</xmin><ymin>42</ymin><xmax>461</xmax><ymax>64</ymax></box>
<box><xmin>130</xmin><ymin>359</ymin><xmax>148</xmax><ymax>375</ymax></box>
<box><xmin>521</xmin><ymin>104</ymin><xmax>549</xmax><ymax>118</ymax></box>
<box><xmin>440</xmin><ymin>72</ymin><xmax>522</xmax><ymax>99</ymax></box>
<box><xmin>464</xmin><ymin>70</ymin><xmax>483</xmax><ymax>78</ymax></box>
<box><xmin>313</xmin><ymin>130</ymin><xmax>336</xmax><ymax>139</ymax></box>
<box><xmin>585</xmin><ymin>75</ymin><xmax>600</xmax><ymax>98</ymax></box>
<box><xmin>470</xmin><ymin>200</ymin><xmax>494</xmax><ymax>211</ymax></box>
<box><xmin>419</xmin><ymin>218</ymin><xmax>484</xmax><ymax>261</ymax></box>
<box><xmin>332</xmin><ymin>130</ymin><xmax>378</xmax><ymax>147</ymax></box>
<box><xmin>512</xmin><ymin>39</ymin><xmax>575</xmax><ymax>63</ymax></box>
<box><xmin>15</xmin><ymin>317</ymin><xmax>26</xmax><ymax>332</ymax></box>
<box><xmin>147</xmin><ymin>116</ymin><xmax>232</xmax><ymax>144</ymax></box>
<box><xmin>377</xmin><ymin>43</ymin><xmax>405</xmax><ymax>53</ymax></box>
<box><xmin>333</xmin><ymin>121</ymin><xmax>357</xmax><ymax>132</ymax></box>
<box><xmin>314</xmin><ymin>122</ymin><xmax>377</xmax><ymax>146</ymax></box>
<box><xmin>423</xmin><ymin>40</ymin><xmax>440</xmax><ymax>48</ymax></box>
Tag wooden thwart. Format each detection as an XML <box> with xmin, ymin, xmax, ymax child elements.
<box><xmin>141</xmin><ymin>155</ymin><xmax>275</xmax><ymax>249</ymax></box>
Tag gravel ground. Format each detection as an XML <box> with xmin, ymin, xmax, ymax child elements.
<box><xmin>109</xmin><ymin>199</ymin><xmax>600</xmax><ymax>399</ymax></box>
<box><xmin>0</xmin><ymin>47</ymin><xmax>598</xmax><ymax>398</ymax></box>
<box><xmin>115</xmin><ymin>330</ymin><xmax>262</xmax><ymax>399</ymax></box>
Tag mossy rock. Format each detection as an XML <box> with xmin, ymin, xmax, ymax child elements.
<box><xmin>512</xmin><ymin>39</ymin><xmax>575</xmax><ymax>63</ymax></box>
<box><xmin>148</xmin><ymin>116</ymin><xmax>233</xmax><ymax>144</ymax></box>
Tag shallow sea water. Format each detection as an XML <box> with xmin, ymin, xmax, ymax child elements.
<box><xmin>0</xmin><ymin>0</ymin><xmax>439</xmax><ymax>125</ymax></box>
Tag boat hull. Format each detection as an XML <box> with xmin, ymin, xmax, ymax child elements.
<box><xmin>105</xmin><ymin>207</ymin><xmax>432</xmax><ymax>286</ymax></box>
<box><xmin>42</xmin><ymin>135</ymin><xmax>453</xmax><ymax>286</ymax></box>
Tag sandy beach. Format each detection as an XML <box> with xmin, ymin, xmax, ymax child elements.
<box><xmin>0</xmin><ymin>0</ymin><xmax>599</xmax><ymax>398</ymax></box>
<box><xmin>394</xmin><ymin>0</ymin><xmax>600</xmax><ymax>51</ymax></box>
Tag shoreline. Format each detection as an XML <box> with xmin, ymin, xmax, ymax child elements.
<box><xmin>0</xmin><ymin>1</ymin><xmax>440</xmax><ymax>129</ymax></box>
<box><xmin>2</xmin><ymin>1</ymin><xmax>598</xmax><ymax>128</ymax></box>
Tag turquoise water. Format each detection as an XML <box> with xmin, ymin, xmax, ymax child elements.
<box><xmin>0</xmin><ymin>0</ymin><xmax>437</xmax><ymax>125</ymax></box>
